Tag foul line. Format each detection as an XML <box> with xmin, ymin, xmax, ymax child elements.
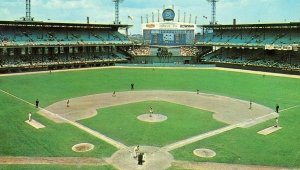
<box><xmin>162</xmin><ymin>124</ymin><xmax>240</xmax><ymax>151</ymax></box>
<box><xmin>279</xmin><ymin>105</ymin><xmax>300</xmax><ymax>112</ymax></box>
<box><xmin>0</xmin><ymin>89</ymin><xmax>35</xmax><ymax>107</ymax></box>
<box><xmin>0</xmin><ymin>88</ymin><xmax>127</xmax><ymax>150</ymax></box>
<box><xmin>163</xmin><ymin>105</ymin><xmax>300</xmax><ymax>151</ymax></box>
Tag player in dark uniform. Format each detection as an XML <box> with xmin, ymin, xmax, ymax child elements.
<box><xmin>131</xmin><ymin>83</ymin><xmax>134</xmax><ymax>90</ymax></box>
<box><xmin>138</xmin><ymin>153</ymin><xmax>144</xmax><ymax>165</ymax></box>
<box><xmin>276</xmin><ymin>104</ymin><xmax>279</xmax><ymax>113</ymax></box>
<box><xmin>35</xmin><ymin>99</ymin><xmax>39</xmax><ymax>108</ymax></box>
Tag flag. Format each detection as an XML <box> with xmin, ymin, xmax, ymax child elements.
<box><xmin>203</xmin><ymin>16</ymin><xmax>208</xmax><ymax>19</ymax></box>
<box><xmin>128</xmin><ymin>16</ymin><xmax>133</xmax><ymax>20</ymax></box>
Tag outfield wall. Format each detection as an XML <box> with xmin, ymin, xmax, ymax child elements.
<box><xmin>116</xmin><ymin>63</ymin><xmax>215</xmax><ymax>68</ymax></box>
<box><xmin>214</xmin><ymin>63</ymin><xmax>300</xmax><ymax>75</ymax></box>
<box><xmin>130</xmin><ymin>56</ymin><xmax>197</xmax><ymax>64</ymax></box>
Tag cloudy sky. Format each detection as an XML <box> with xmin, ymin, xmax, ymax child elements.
<box><xmin>0</xmin><ymin>0</ymin><xmax>299</xmax><ymax>34</ymax></box>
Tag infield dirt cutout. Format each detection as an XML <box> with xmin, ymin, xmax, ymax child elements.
<box><xmin>72</xmin><ymin>143</ymin><xmax>95</xmax><ymax>152</ymax></box>
<box><xmin>193</xmin><ymin>148</ymin><xmax>216</xmax><ymax>158</ymax></box>
<box><xmin>108</xmin><ymin>146</ymin><xmax>173</xmax><ymax>170</ymax></box>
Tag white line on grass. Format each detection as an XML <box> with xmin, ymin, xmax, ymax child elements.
<box><xmin>163</xmin><ymin>105</ymin><xmax>300</xmax><ymax>151</ymax></box>
<box><xmin>279</xmin><ymin>105</ymin><xmax>300</xmax><ymax>112</ymax></box>
<box><xmin>0</xmin><ymin>88</ymin><xmax>127</xmax><ymax>149</ymax></box>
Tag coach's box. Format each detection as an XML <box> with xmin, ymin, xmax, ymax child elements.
<box><xmin>25</xmin><ymin>119</ymin><xmax>46</xmax><ymax>129</ymax></box>
<box><xmin>257</xmin><ymin>126</ymin><xmax>282</xmax><ymax>135</ymax></box>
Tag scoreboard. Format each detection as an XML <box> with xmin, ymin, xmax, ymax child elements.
<box><xmin>142</xmin><ymin>22</ymin><xmax>196</xmax><ymax>46</ymax></box>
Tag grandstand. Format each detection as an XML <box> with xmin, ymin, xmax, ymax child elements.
<box><xmin>0</xmin><ymin>21</ymin><xmax>132</xmax><ymax>73</ymax></box>
<box><xmin>197</xmin><ymin>23</ymin><xmax>300</xmax><ymax>74</ymax></box>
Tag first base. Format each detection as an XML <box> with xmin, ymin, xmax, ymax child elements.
<box><xmin>25</xmin><ymin>119</ymin><xmax>46</xmax><ymax>129</ymax></box>
<box><xmin>257</xmin><ymin>126</ymin><xmax>282</xmax><ymax>135</ymax></box>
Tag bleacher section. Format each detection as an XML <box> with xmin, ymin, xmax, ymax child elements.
<box><xmin>127</xmin><ymin>46</ymin><xmax>150</xmax><ymax>56</ymax></box>
<box><xmin>128</xmin><ymin>46</ymin><xmax>199</xmax><ymax>57</ymax></box>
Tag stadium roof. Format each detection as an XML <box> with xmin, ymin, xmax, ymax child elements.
<box><xmin>198</xmin><ymin>22</ymin><xmax>300</xmax><ymax>29</ymax></box>
<box><xmin>0</xmin><ymin>20</ymin><xmax>132</xmax><ymax>29</ymax></box>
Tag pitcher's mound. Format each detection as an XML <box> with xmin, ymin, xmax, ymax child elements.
<box><xmin>109</xmin><ymin>146</ymin><xmax>173</xmax><ymax>170</ymax></box>
<box><xmin>193</xmin><ymin>148</ymin><xmax>216</xmax><ymax>158</ymax></box>
<box><xmin>72</xmin><ymin>143</ymin><xmax>94</xmax><ymax>152</ymax></box>
<box><xmin>137</xmin><ymin>114</ymin><xmax>167</xmax><ymax>123</ymax></box>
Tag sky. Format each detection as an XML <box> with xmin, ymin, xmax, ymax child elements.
<box><xmin>0</xmin><ymin>0</ymin><xmax>300</xmax><ymax>34</ymax></box>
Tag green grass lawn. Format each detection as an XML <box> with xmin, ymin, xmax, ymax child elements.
<box><xmin>0</xmin><ymin>68</ymin><xmax>299</xmax><ymax>167</ymax></box>
<box><xmin>0</xmin><ymin>93</ymin><xmax>117</xmax><ymax>157</ymax></box>
<box><xmin>79</xmin><ymin>101</ymin><xmax>226</xmax><ymax>146</ymax></box>
<box><xmin>170</xmin><ymin>107</ymin><xmax>300</xmax><ymax>168</ymax></box>
<box><xmin>0</xmin><ymin>165</ymin><xmax>116</xmax><ymax>170</ymax></box>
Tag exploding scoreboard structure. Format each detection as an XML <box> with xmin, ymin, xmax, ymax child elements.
<box><xmin>142</xmin><ymin>8</ymin><xmax>196</xmax><ymax>46</ymax></box>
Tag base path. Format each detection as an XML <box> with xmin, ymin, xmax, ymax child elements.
<box><xmin>42</xmin><ymin>90</ymin><xmax>274</xmax><ymax>127</ymax></box>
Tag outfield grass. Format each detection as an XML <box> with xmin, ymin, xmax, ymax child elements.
<box><xmin>0</xmin><ymin>68</ymin><xmax>299</xmax><ymax>108</ymax></box>
<box><xmin>0</xmin><ymin>68</ymin><xmax>299</xmax><ymax>167</ymax></box>
<box><xmin>0</xmin><ymin>165</ymin><xmax>116</xmax><ymax>170</ymax></box>
<box><xmin>79</xmin><ymin>101</ymin><xmax>226</xmax><ymax>146</ymax></box>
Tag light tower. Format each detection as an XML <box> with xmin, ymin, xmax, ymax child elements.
<box><xmin>112</xmin><ymin>0</ymin><xmax>124</xmax><ymax>24</ymax></box>
<box><xmin>207</xmin><ymin>0</ymin><xmax>219</xmax><ymax>25</ymax></box>
<box><xmin>24</xmin><ymin>0</ymin><xmax>33</xmax><ymax>21</ymax></box>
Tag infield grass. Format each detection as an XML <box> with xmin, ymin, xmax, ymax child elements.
<box><xmin>79</xmin><ymin>101</ymin><xmax>226</xmax><ymax>146</ymax></box>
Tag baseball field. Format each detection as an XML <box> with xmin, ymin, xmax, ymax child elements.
<box><xmin>0</xmin><ymin>67</ymin><xmax>299</xmax><ymax>170</ymax></box>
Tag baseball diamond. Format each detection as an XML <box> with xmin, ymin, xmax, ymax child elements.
<box><xmin>1</xmin><ymin>1</ymin><xmax>300</xmax><ymax>170</ymax></box>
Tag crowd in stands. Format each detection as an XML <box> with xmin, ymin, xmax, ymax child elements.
<box><xmin>202</xmin><ymin>48</ymin><xmax>300</xmax><ymax>71</ymax></box>
<box><xmin>127</xmin><ymin>46</ymin><xmax>150</xmax><ymax>56</ymax></box>
<box><xmin>180</xmin><ymin>46</ymin><xmax>199</xmax><ymax>56</ymax></box>
<box><xmin>0</xmin><ymin>51</ymin><xmax>127</xmax><ymax>68</ymax></box>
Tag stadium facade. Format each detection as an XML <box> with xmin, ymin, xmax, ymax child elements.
<box><xmin>196</xmin><ymin>22</ymin><xmax>300</xmax><ymax>74</ymax></box>
<box><xmin>0</xmin><ymin>21</ymin><xmax>132</xmax><ymax>73</ymax></box>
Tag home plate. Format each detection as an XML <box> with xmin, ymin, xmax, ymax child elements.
<box><xmin>257</xmin><ymin>126</ymin><xmax>282</xmax><ymax>135</ymax></box>
<box><xmin>25</xmin><ymin>119</ymin><xmax>46</xmax><ymax>129</ymax></box>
